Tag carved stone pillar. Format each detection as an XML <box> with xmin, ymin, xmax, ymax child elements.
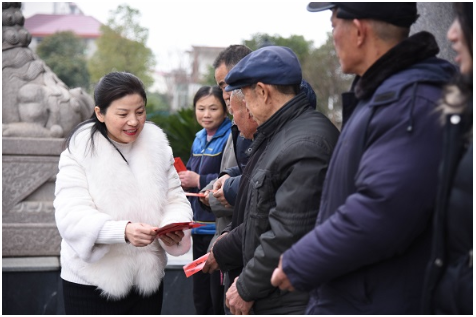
<box><xmin>2</xmin><ymin>137</ymin><xmax>64</xmax><ymax>256</ymax></box>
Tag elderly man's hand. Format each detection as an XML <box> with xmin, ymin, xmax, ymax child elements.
<box><xmin>199</xmin><ymin>190</ymin><xmax>212</xmax><ymax>206</ymax></box>
<box><xmin>202</xmin><ymin>249</ymin><xmax>219</xmax><ymax>273</ymax></box>
<box><xmin>270</xmin><ymin>255</ymin><xmax>295</xmax><ymax>292</ymax></box>
<box><xmin>202</xmin><ymin>233</ymin><xmax>227</xmax><ymax>273</ymax></box>
<box><xmin>213</xmin><ymin>174</ymin><xmax>230</xmax><ymax>191</ymax></box>
<box><xmin>226</xmin><ymin>277</ymin><xmax>254</xmax><ymax>315</ymax></box>
<box><xmin>213</xmin><ymin>187</ymin><xmax>232</xmax><ymax>208</ymax></box>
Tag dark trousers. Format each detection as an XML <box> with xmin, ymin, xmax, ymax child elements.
<box><xmin>62</xmin><ymin>278</ymin><xmax>164</xmax><ymax>315</ymax></box>
<box><xmin>192</xmin><ymin>234</ymin><xmax>225</xmax><ymax>315</ymax></box>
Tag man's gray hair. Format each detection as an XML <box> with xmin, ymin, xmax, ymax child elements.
<box><xmin>231</xmin><ymin>89</ymin><xmax>245</xmax><ymax>99</ymax></box>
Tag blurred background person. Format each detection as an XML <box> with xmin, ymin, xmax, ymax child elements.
<box><xmin>422</xmin><ymin>2</ymin><xmax>473</xmax><ymax>315</ymax></box>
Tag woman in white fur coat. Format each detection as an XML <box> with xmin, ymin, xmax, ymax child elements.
<box><xmin>54</xmin><ymin>71</ymin><xmax>193</xmax><ymax>314</ymax></box>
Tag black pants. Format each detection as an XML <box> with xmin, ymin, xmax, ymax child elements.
<box><xmin>62</xmin><ymin>279</ymin><xmax>164</xmax><ymax>315</ymax></box>
<box><xmin>192</xmin><ymin>234</ymin><xmax>225</xmax><ymax>315</ymax></box>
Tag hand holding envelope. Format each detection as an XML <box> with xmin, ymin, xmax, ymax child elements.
<box><xmin>183</xmin><ymin>253</ymin><xmax>209</xmax><ymax>277</ymax></box>
<box><xmin>156</xmin><ymin>222</ymin><xmax>205</xmax><ymax>246</ymax></box>
<box><xmin>155</xmin><ymin>222</ymin><xmax>205</xmax><ymax>236</ymax></box>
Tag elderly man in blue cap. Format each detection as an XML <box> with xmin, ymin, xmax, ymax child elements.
<box><xmin>270</xmin><ymin>2</ymin><xmax>456</xmax><ymax>315</ymax></box>
<box><xmin>209</xmin><ymin>45</ymin><xmax>339</xmax><ymax>314</ymax></box>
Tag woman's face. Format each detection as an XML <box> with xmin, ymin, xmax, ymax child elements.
<box><xmin>447</xmin><ymin>18</ymin><xmax>472</xmax><ymax>74</ymax></box>
<box><xmin>195</xmin><ymin>95</ymin><xmax>227</xmax><ymax>133</ymax></box>
<box><xmin>95</xmin><ymin>93</ymin><xmax>146</xmax><ymax>144</ymax></box>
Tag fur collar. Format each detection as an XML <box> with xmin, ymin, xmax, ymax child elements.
<box><xmin>354</xmin><ymin>31</ymin><xmax>440</xmax><ymax>99</ymax></box>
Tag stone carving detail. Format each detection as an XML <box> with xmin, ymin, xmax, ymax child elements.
<box><xmin>2</xmin><ymin>2</ymin><xmax>94</xmax><ymax>138</ymax></box>
<box><xmin>2</xmin><ymin>156</ymin><xmax>59</xmax><ymax>213</ymax></box>
<box><xmin>3</xmin><ymin>201</ymin><xmax>55</xmax><ymax>223</ymax></box>
<box><xmin>2</xmin><ymin>224</ymin><xmax>61</xmax><ymax>256</ymax></box>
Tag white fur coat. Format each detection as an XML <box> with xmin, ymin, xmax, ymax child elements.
<box><xmin>54</xmin><ymin>122</ymin><xmax>192</xmax><ymax>299</ymax></box>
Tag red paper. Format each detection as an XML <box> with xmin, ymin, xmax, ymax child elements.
<box><xmin>184</xmin><ymin>190</ymin><xmax>215</xmax><ymax>198</ymax></box>
<box><xmin>184</xmin><ymin>192</ymin><xmax>206</xmax><ymax>198</ymax></box>
<box><xmin>183</xmin><ymin>253</ymin><xmax>209</xmax><ymax>278</ymax></box>
<box><xmin>174</xmin><ymin>157</ymin><xmax>187</xmax><ymax>173</ymax></box>
<box><xmin>155</xmin><ymin>222</ymin><xmax>205</xmax><ymax>236</ymax></box>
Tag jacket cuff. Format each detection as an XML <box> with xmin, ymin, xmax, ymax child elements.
<box><xmin>236</xmin><ymin>275</ymin><xmax>253</xmax><ymax>302</ymax></box>
<box><xmin>96</xmin><ymin>220</ymin><xmax>131</xmax><ymax>244</ymax></box>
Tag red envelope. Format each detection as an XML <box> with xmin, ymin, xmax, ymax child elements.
<box><xmin>184</xmin><ymin>190</ymin><xmax>215</xmax><ymax>198</ymax></box>
<box><xmin>174</xmin><ymin>157</ymin><xmax>187</xmax><ymax>173</ymax></box>
<box><xmin>183</xmin><ymin>253</ymin><xmax>209</xmax><ymax>278</ymax></box>
<box><xmin>184</xmin><ymin>192</ymin><xmax>206</xmax><ymax>198</ymax></box>
<box><xmin>155</xmin><ymin>222</ymin><xmax>205</xmax><ymax>236</ymax></box>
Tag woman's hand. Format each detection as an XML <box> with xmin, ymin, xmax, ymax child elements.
<box><xmin>125</xmin><ymin>222</ymin><xmax>159</xmax><ymax>247</ymax></box>
<box><xmin>178</xmin><ymin>171</ymin><xmax>200</xmax><ymax>188</ymax></box>
<box><xmin>158</xmin><ymin>230</ymin><xmax>185</xmax><ymax>247</ymax></box>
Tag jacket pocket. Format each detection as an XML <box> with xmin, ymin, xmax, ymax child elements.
<box><xmin>249</xmin><ymin>169</ymin><xmax>274</xmax><ymax>218</ymax></box>
<box><xmin>244</xmin><ymin>169</ymin><xmax>274</xmax><ymax>259</ymax></box>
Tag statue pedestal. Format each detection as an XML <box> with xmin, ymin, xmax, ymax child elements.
<box><xmin>2</xmin><ymin>137</ymin><xmax>64</xmax><ymax>257</ymax></box>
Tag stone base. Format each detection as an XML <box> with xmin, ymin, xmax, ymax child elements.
<box><xmin>2</xmin><ymin>137</ymin><xmax>64</xmax><ymax>257</ymax></box>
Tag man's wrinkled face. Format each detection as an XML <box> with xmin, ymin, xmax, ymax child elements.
<box><xmin>230</xmin><ymin>90</ymin><xmax>258</xmax><ymax>139</ymax></box>
<box><xmin>240</xmin><ymin>84</ymin><xmax>267</xmax><ymax>126</ymax></box>
<box><xmin>331</xmin><ymin>8</ymin><xmax>358</xmax><ymax>74</ymax></box>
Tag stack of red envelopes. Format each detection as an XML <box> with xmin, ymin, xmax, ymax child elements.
<box><xmin>155</xmin><ymin>222</ymin><xmax>205</xmax><ymax>236</ymax></box>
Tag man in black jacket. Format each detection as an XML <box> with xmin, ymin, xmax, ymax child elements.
<box><xmin>210</xmin><ymin>46</ymin><xmax>339</xmax><ymax>314</ymax></box>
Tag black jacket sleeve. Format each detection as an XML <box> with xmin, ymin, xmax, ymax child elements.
<box><xmin>213</xmin><ymin>224</ymin><xmax>244</xmax><ymax>272</ymax></box>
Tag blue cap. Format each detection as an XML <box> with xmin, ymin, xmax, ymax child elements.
<box><xmin>225</xmin><ymin>46</ymin><xmax>302</xmax><ymax>92</ymax></box>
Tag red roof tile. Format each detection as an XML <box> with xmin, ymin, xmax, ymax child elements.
<box><xmin>24</xmin><ymin>14</ymin><xmax>102</xmax><ymax>38</ymax></box>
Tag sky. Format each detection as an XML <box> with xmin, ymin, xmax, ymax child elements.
<box><xmin>22</xmin><ymin>1</ymin><xmax>333</xmax><ymax>72</ymax></box>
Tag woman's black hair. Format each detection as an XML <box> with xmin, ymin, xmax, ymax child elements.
<box><xmin>440</xmin><ymin>3</ymin><xmax>473</xmax><ymax>132</ymax></box>
<box><xmin>64</xmin><ymin>72</ymin><xmax>147</xmax><ymax>160</ymax></box>
<box><xmin>192</xmin><ymin>85</ymin><xmax>227</xmax><ymax>113</ymax></box>
<box><xmin>455</xmin><ymin>2</ymin><xmax>473</xmax><ymax>59</ymax></box>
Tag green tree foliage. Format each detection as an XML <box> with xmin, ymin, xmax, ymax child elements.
<box><xmin>88</xmin><ymin>5</ymin><xmax>156</xmax><ymax>88</ymax></box>
<box><xmin>302</xmin><ymin>33</ymin><xmax>354</xmax><ymax>128</ymax></box>
<box><xmin>146</xmin><ymin>92</ymin><xmax>170</xmax><ymax>113</ymax></box>
<box><xmin>148</xmin><ymin>107</ymin><xmax>201</xmax><ymax>163</ymax></box>
<box><xmin>244</xmin><ymin>33</ymin><xmax>312</xmax><ymax>62</ymax></box>
<box><xmin>200</xmin><ymin>65</ymin><xmax>218</xmax><ymax>86</ymax></box>
<box><xmin>36</xmin><ymin>31</ymin><xmax>90</xmax><ymax>89</ymax></box>
<box><xmin>201</xmin><ymin>33</ymin><xmax>313</xmax><ymax>87</ymax></box>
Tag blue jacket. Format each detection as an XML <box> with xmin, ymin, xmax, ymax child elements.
<box><xmin>221</xmin><ymin>135</ymin><xmax>252</xmax><ymax>206</ymax></box>
<box><xmin>282</xmin><ymin>32</ymin><xmax>456</xmax><ymax>314</ymax></box>
<box><xmin>186</xmin><ymin>117</ymin><xmax>232</xmax><ymax>233</ymax></box>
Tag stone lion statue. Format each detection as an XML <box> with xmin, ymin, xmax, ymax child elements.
<box><xmin>2</xmin><ymin>2</ymin><xmax>94</xmax><ymax>138</ymax></box>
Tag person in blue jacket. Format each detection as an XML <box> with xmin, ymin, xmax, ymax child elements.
<box><xmin>271</xmin><ymin>3</ymin><xmax>456</xmax><ymax>314</ymax></box>
<box><xmin>178</xmin><ymin>85</ymin><xmax>231</xmax><ymax>314</ymax></box>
